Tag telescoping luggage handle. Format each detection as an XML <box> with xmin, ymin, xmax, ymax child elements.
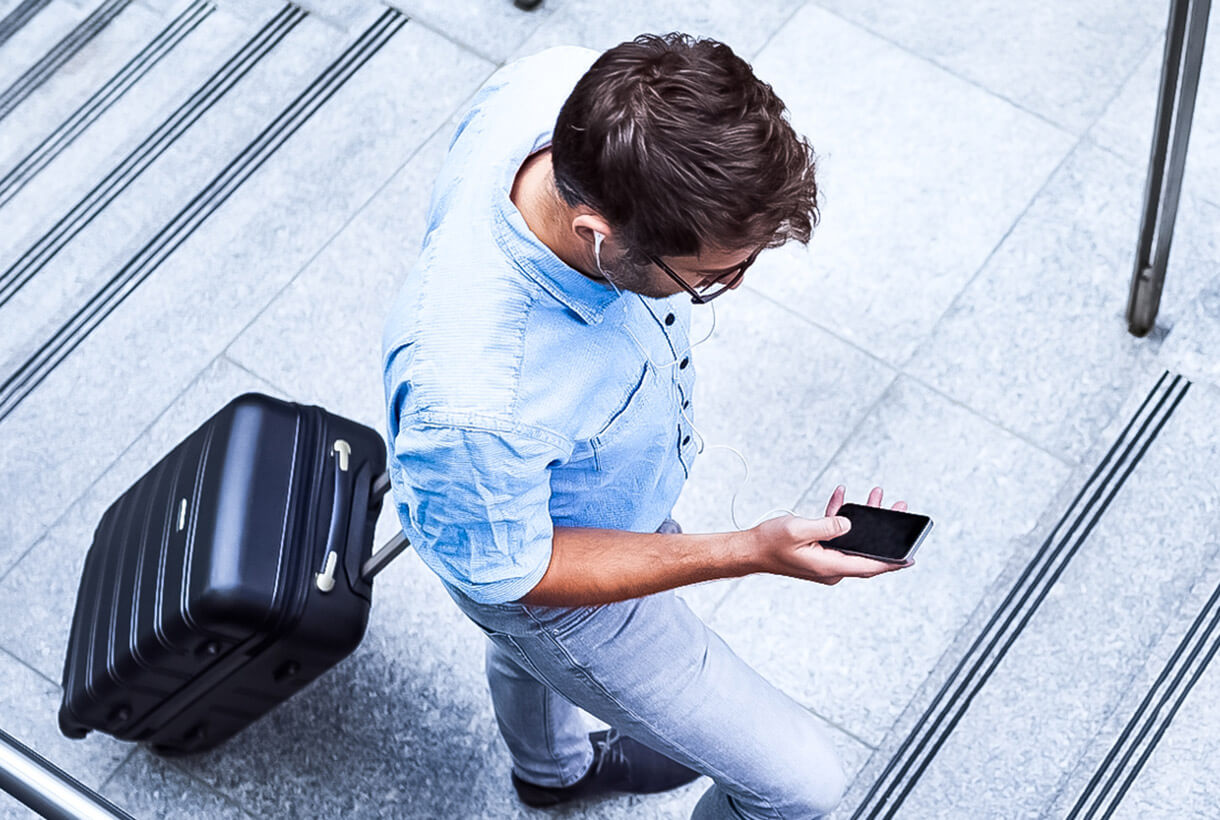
<box><xmin>362</xmin><ymin>469</ymin><xmax>410</xmax><ymax>583</ymax></box>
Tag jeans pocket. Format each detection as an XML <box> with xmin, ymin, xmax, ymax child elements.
<box><xmin>525</xmin><ymin>603</ymin><xmax>605</xmax><ymax>640</ymax></box>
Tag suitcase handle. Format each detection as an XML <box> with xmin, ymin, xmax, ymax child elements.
<box><xmin>361</xmin><ymin>471</ymin><xmax>410</xmax><ymax>582</ymax></box>
<box><xmin>315</xmin><ymin>441</ymin><xmax>355</xmax><ymax>593</ymax></box>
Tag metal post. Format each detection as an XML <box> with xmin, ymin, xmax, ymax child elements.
<box><xmin>1127</xmin><ymin>0</ymin><xmax>1212</xmax><ymax>336</ymax></box>
<box><xmin>0</xmin><ymin>729</ymin><xmax>134</xmax><ymax>820</ymax></box>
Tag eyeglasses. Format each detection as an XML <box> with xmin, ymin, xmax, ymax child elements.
<box><xmin>649</xmin><ymin>248</ymin><xmax>762</xmax><ymax>304</ymax></box>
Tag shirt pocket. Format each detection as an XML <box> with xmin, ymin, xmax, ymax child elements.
<box><xmin>590</xmin><ymin>363</ymin><xmax>675</xmax><ymax>476</ymax></box>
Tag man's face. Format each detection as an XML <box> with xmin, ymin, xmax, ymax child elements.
<box><xmin>601</xmin><ymin>244</ymin><xmax>758</xmax><ymax>301</ymax></box>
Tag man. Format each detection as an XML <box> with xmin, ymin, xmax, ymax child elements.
<box><xmin>381</xmin><ymin>34</ymin><xmax>910</xmax><ymax>819</ymax></box>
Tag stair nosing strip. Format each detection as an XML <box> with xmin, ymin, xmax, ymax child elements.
<box><xmin>0</xmin><ymin>0</ymin><xmax>216</xmax><ymax>207</ymax></box>
<box><xmin>0</xmin><ymin>2</ymin><xmax>307</xmax><ymax>309</ymax></box>
<box><xmin>0</xmin><ymin>0</ymin><xmax>52</xmax><ymax>50</ymax></box>
<box><xmin>852</xmin><ymin>372</ymin><xmax>1192</xmax><ymax>819</ymax></box>
<box><xmin>0</xmin><ymin>8</ymin><xmax>409</xmax><ymax>424</ymax></box>
<box><xmin>0</xmin><ymin>0</ymin><xmax>134</xmax><ymax>122</ymax></box>
<box><xmin>1070</xmin><ymin>565</ymin><xmax>1220</xmax><ymax>818</ymax></box>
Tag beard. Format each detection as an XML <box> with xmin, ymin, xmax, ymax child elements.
<box><xmin>598</xmin><ymin>249</ymin><xmax>677</xmax><ymax>299</ymax></box>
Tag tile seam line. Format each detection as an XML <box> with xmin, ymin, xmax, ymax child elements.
<box><xmin>806</xmin><ymin>705</ymin><xmax>880</xmax><ymax>752</ymax></box>
<box><xmin>218</xmin><ymin>352</ymin><xmax>295</xmax><ymax>399</ymax></box>
<box><xmin>96</xmin><ymin>748</ymin><xmax>138</xmax><ymax>792</ymax></box>
<box><xmin>749</xmin><ymin>0</ymin><xmax>810</xmax><ymax>61</ymax></box>
<box><xmin>896</xmin><ymin>127</ymin><xmax>1081</xmax><ymax>372</ymax></box>
<box><xmin>741</xmin><ymin>285</ymin><xmax>1074</xmax><ymax>469</ymax></box>
<box><xmin>217</xmin><ymin>70</ymin><xmax>495</xmax><ymax>363</ymax></box>
<box><xmin>0</xmin><ymin>642</ymin><xmax>58</xmax><ymax>688</ymax></box>
<box><xmin>790</xmin><ymin>371</ymin><xmax>900</xmax><ymax>512</ymax></box>
<box><xmin>803</xmin><ymin>1</ymin><xmax>1077</xmax><ymax>138</ymax></box>
<box><xmin>380</xmin><ymin>3</ymin><xmax>499</xmax><ymax>66</ymax></box>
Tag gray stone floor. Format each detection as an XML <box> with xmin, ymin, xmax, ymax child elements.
<box><xmin>1</xmin><ymin>0</ymin><xmax>1218</xmax><ymax>817</ymax></box>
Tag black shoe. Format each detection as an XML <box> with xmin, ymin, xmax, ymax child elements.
<box><xmin>511</xmin><ymin>729</ymin><xmax>701</xmax><ymax>808</ymax></box>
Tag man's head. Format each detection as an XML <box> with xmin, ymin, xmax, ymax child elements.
<box><xmin>551</xmin><ymin>33</ymin><xmax>818</xmax><ymax>301</ymax></box>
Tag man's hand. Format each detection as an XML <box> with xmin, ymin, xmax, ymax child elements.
<box><xmin>747</xmin><ymin>485</ymin><xmax>913</xmax><ymax>586</ymax></box>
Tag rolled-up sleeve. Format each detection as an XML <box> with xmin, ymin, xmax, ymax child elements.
<box><xmin>389</xmin><ymin>417</ymin><xmax>566</xmax><ymax>605</ymax></box>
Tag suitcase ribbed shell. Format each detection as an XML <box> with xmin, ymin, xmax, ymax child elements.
<box><xmin>59</xmin><ymin>393</ymin><xmax>386</xmax><ymax>754</ymax></box>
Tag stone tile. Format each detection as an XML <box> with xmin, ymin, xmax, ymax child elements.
<box><xmin>0</xmin><ymin>648</ymin><xmax>130</xmax><ymax>794</ymax></box>
<box><xmin>0</xmin><ymin>22</ymin><xmax>490</xmax><ymax>571</ymax></box>
<box><xmin>1159</xmin><ymin>274</ymin><xmax>1220</xmax><ymax>390</ymax></box>
<box><xmin>173</xmin><ymin>504</ymin><xmax>497</xmax><ymax>818</ymax></box>
<box><xmin>706</xmin><ymin>376</ymin><xmax>1071</xmax><ymax>747</ymax></box>
<box><xmin>444</xmin><ymin>705</ymin><xmax>875</xmax><ymax>818</ymax></box>
<box><xmin>743</xmin><ymin>4</ymin><xmax>1074</xmax><ymax>365</ymax></box>
<box><xmin>1089</xmin><ymin>8</ymin><xmax>1220</xmax><ymax>211</ymax></box>
<box><xmin>0</xmin><ymin>0</ymin><xmax>165</xmax><ymax>172</ymax></box>
<box><xmin>0</xmin><ymin>356</ymin><xmax>286</xmax><ymax>680</ymax></box>
<box><xmin>0</xmin><ymin>11</ymin><xmax>349</xmax><ymax>364</ymax></box>
<box><xmin>223</xmin><ymin>119</ymin><xmax>456</xmax><ymax>434</ymax></box>
<box><xmin>509</xmin><ymin>0</ymin><xmax>804</xmax><ymax>62</ymax></box>
<box><xmin>669</xmin><ymin>289</ymin><xmax>895</xmax><ymax>536</ymax></box>
<box><xmin>891</xmin><ymin>376</ymin><xmax>1220</xmax><ymax>818</ymax></box>
<box><xmin>812</xmin><ymin>0</ymin><xmax>1164</xmax><ymax>135</ymax></box>
<box><xmin>907</xmin><ymin>140</ymin><xmax>1220</xmax><ymax>464</ymax></box>
<box><xmin>388</xmin><ymin>0</ymin><xmax>563</xmax><ymax>64</ymax></box>
<box><xmin>0</xmin><ymin>5</ymin><xmax>263</xmax><ymax>234</ymax></box>
<box><xmin>99</xmin><ymin>750</ymin><xmax>254</xmax><ymax>819</ymax></box>
<box><xmin>0</xmin><ymin>0</ymin><xmax>97</xmax><ymax>92</ymax></box>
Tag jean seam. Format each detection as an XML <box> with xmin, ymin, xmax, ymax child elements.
<box><xmin>519</xmin><ymin>606</ymin><xmax>782</xmax><ymax>819</ymax></box>
<box><xmin>501</xmin><ymin>634</ymin><xmax>591</xmax><ymax>788</ymax></box>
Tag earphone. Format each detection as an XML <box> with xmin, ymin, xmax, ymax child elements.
<box><xmin>593</xmin><ymin>230</ymin><xmax>796</xmax><ymax>531</ymax></box>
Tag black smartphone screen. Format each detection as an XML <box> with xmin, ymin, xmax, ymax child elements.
<box><xmin>830</xmin><ymin>503</ymin><xmax>932</xmax><ymax>562</ymax></box>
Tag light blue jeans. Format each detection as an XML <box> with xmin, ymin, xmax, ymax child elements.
<box><xmin>444</xmin><ymin>563</ymin><xmax>848</xmax><ymax>818</ymax></box>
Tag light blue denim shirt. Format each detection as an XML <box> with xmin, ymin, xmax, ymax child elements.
<box><xmin>381</xmin><ymin>47</ymin><xmax>699</xmax><ymax>605</ymax></box>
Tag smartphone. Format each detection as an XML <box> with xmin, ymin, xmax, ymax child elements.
<box><xmin>828</xmin><ymin>503</ymin><xmax>934</xmax><ymax>564</ymax></box>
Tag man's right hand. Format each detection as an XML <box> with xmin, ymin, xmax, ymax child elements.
<box><xmin>747</xmin><ymin>485</ymin><xmax>912</xmax><ymax>586</ymax></box>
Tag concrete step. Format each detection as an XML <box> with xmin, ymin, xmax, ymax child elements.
<box><xmin>0</xmin><ymin>2</ymin><xmax>270</xmax><ymax>261</ymax></box>
<box><xmin>0</xmin><ymin>5</ymin><xmax>487</xmax><ymax>584</ymax></box>
<box><xmin>0</xmin><ymin>2</ymin><xmax>331</xmax><ymax>366</ymax></box>
<box><xmin>843</xmin><ymin>369</ymin><xmax>1220</xmax><ymax>818</ymax></box>
<box><xmin>0</xmin><ymin>0</ymin><xmax>133</xmax><ymax>121</ymax></box>
<box><xmin>0</xmin><ymin>0</ymin><xmax>211</xmax><ymax>184</ymax></box>
<box><xmin>0</xmin><ymin>0</ymin><xmax>102</xmax><ymax>91</ymax></box>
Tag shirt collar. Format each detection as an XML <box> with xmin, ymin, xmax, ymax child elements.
<box><xmin>491</xmin><ymin>136</ymin><xmax>619</xmax><ymax>326</ymax></box>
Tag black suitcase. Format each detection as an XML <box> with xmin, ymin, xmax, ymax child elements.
<box><xmin>58</xmin><ymin>393</ymin><xmax>409</xmax><ymax>754</ymax></box>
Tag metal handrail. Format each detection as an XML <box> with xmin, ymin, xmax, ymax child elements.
<box><xmin>0</xmin><ymin>729</ymin><xmax>134</xmax><ymax>820</ymax></box>
<box><xmin>1127</xmin><ymin>0</ymin><xmax>1211</xmax><ymax>336</ymax></box>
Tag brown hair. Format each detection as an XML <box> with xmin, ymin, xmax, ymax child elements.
<box><xmin>552</xmin><ymin>33</ymin><xmax>818</xmax><ymax>262</ymax></box>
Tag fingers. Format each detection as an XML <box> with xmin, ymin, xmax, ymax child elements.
<box><xmin>787</xmin><ymin>514</ymin><xmax>851</xmax><ymax>543</ymax></box>
<box><xmin>893</xmin><ymin>500</ymin><xmax>908</xmax><ymax>512</ymax></box>
<box><xmin>815</xmin><ymin>545</ymin><xmax>910</xmax><ymax>579</ymax></box>
<box><xmin>867</xmin><ymin>486</ymin><xmax>883</xmax><ymax>507</ymax></box>
<box><xmin>824</xmin><ymin>484</ymin><xmax>845</xmax><ymax>517</ymax></box>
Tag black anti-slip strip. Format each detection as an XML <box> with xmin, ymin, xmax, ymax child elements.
<box><xmin>0</xmin><ymin>0</ymin><xmax>133</xmax><ymax>121</ymax></box>
<box><xmin>0</xmin><ymin>0</ymin><xmax>51</xmax><ymax>49</ymax></box>
<box><xmin>0</xmin><ymin>0</ymin><xmax>214</xmax><ymax>208</ymax></box>
<box><xmin>0</xmin><ymin>2</ymin><xmax>304</xmax><ymax>310</ymax></box>
<box><xmin>0</xmin><ymin>8</ymin><xmax>408</xmax><ymax>423</ymax></box>
<box><xmin>1069</xmin><ymin>570</ymin><xmax>1220</xmax><ymax>819</ymax></box>
<box><xmin>852</xmin><ymin>372</ymin><xmax>1191</xmax><ymax>819</ymax></box>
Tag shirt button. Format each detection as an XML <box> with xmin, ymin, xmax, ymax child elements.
<box><xmin>682</xmin><ymin>400</ymin><xmax>690</xmax><ymax>409</ymax></box>
<box><xmin>682</xmin><ymin>435</ymin><xmax>691</xmax><ymax>446</ymax></box>
<box><xmin>665</xmin><ymin>313</ymin><xmax>675</xmax><ymax>326</ymax></box>
<box><xmin>679</xmin><ymin>357</ymin><xmax>689</xmax><ymax>369</ymax></box>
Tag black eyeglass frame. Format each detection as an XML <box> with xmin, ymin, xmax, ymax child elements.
<box><xmin>649</xmin><ymin>248</ymin><xmax>762</xmax><ymax>304</ymax></box>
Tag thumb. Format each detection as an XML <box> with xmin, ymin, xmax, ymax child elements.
<box><xmin>790</xmin><ymin>515</ymin><xmax>851</xmax><ymax>543</ymax></box>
